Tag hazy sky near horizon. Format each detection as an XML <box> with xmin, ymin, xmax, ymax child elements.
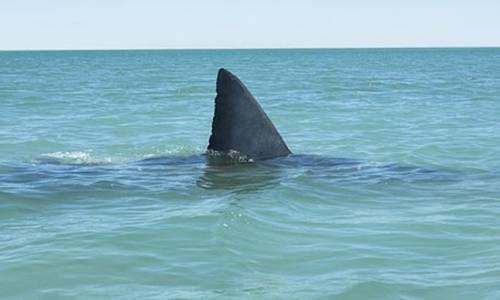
<box><xmin>1</xmin><ymin>0</ymin><xmax>499</xmax><ymax>50</ymax></box>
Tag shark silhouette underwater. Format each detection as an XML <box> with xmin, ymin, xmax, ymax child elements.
<box><xmin>2</xmin><ymin>68</ymin><xmax>456</xmax><ymax>193</ymax></box>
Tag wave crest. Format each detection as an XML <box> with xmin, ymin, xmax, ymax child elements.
<box><xmin>41</xmin><ymin>151</ymin><xmax>112</xmax><ymax>164</ymax></box>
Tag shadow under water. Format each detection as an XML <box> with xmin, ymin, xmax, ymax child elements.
<box><xmin>0</xmin><ymin>153</ymin><xmax>463</xmax><ymax>197</ymax></box>
<box><xmin>146</xmin><ymin>153</ymin><xmax>460</xmax><ymax>192</ymax></box>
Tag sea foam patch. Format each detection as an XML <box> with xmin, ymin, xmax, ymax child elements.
<box><xmin>40</xmin><ymin>146</ymin><xmax>206</xmax><ymax>165</ymax></box>
<box><xmin>41</xmin><ymin>151</ymin><xmax>113</xmax><ymax>165</ymax></box>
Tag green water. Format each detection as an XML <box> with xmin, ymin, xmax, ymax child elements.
<box><xmin>1</xmin><ymin>48</ymin><xmax>500</xmax><ymax>299</ymax></box>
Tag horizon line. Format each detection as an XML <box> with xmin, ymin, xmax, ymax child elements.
<box><xmin>1</xmin><ymin>45</ymin><xmax>500</xmax><ymax>52</ymax></box>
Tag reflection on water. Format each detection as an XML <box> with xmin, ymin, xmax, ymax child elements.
<box><xmin>197</xmin><ymin>162</ymin><xmax>282</xmax><ymax>192</ymax></box>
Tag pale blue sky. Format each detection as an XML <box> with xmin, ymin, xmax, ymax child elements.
<box><xmin>1</xmin><ymin>0</ymin><xmax>499</xmax><ymax>50</ymax></box>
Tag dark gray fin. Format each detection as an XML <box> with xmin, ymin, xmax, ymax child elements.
<box><xmin>207</xmin><ymin>68</ymin><xmax>291</xmax><ymax>160</ymax></box>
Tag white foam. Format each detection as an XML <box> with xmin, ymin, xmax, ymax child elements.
<box><xmin>42</xmin><ymin>150</ymin><xmax>111</xmax><ymax>164</ymax></box>
<box><xmin>41</xmin><ymin>146</ymin><xmax>205</xmax><ymax>165</ymax></box>
<box><xmin>206</xmin><ymin>149</ymin><xmax>254</xmax><ymax>163</ymax></box>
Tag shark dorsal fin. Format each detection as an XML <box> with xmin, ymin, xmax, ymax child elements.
<box><xmin>207</xmin><ymin>68</ymin><xmax>291</xmax><ymax>160</ymax></box>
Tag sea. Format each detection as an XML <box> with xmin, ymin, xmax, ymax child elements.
<box><xmin>1</xmin><ymin>48</ymin><xmax>499</xmax><ymax>299</ymax></box>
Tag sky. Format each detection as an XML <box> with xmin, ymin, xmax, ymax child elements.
<box><xmin>1</xmin><ymin>0</ymin><xmax>499</xmax><ymax>50</ymax></box>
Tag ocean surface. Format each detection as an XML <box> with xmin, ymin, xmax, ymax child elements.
<box><xmin>1</xmin><ymin>48</ymin><xmax>499</xmax><ymax>299</ymax></box>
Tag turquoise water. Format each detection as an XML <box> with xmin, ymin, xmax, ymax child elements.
<box><xmin>1</xmin><ymin>48</ymin><xmax>500</xmax><ymax>299</ymax></box>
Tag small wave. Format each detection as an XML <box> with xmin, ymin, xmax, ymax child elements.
<box><xmin>41</xmin><ymin>151</ymin><xmax>114</xmax><ymax>165</ymax></box>
<box><xmin>39</xmin><ymin>146</ymin><xmax>206</xmax><ymax>165</ymax></box>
